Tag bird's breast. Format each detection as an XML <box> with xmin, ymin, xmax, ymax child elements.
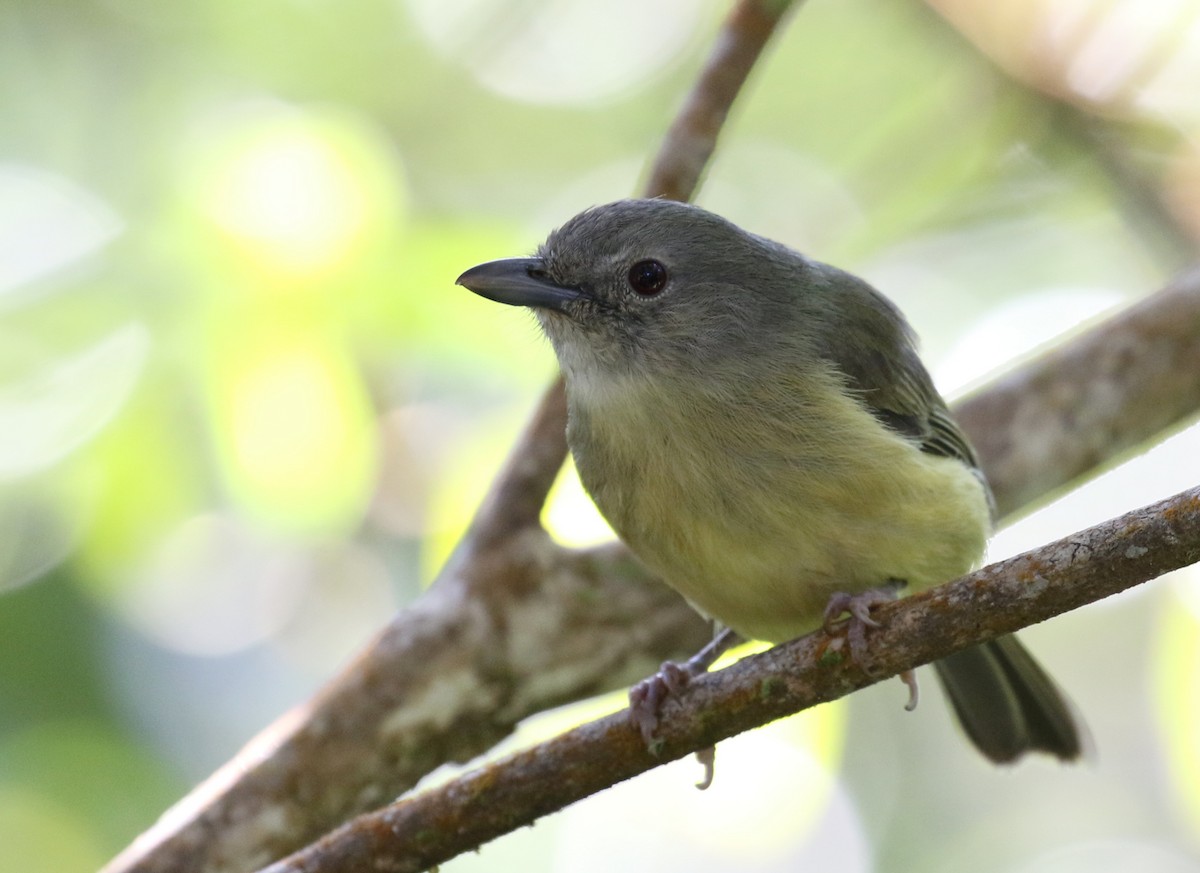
<box><xmin>565</xmin><ymin>370</ymin><xmax>991</xmax><ymax>643</ymax></box>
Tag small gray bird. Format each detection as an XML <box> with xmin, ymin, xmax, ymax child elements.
<box><xmin>457</xmin><ymin>198</ymin><xmax>1082</xmax><ymax>764</ymax></box>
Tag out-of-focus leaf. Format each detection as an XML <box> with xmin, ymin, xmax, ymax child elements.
<box><xmin>0</xmin><ymin>165</ymin><xmax>121</xmax><ymax>304</ymax></box>
<box><xmin>0</xmin><ymin>324</ymin><xmax>149</xmax><ymax>480</ymax></box>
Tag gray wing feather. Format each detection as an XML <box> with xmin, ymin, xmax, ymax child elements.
<box><xmin>807</xmin><ymin>264</ymin><xmax>981</xmax><ymax>471</ymax></box>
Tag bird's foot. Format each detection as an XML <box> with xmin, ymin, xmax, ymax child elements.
<box><xmin>821</xmin><ymin>582</ymin><xmax>901</xmax><ymax>662</ymax></box>
<box><xmin>822</xmin><ymin>580</ymin><xmax>919</xmax><ymax>711</ymax></box>
<box><xmin>628</xmin><ymin>628</ymin><xmax>741</xmax><ymax>788</ymax></box>
<box><xmin>629</xmin><ymin>660</ymin><xmax>695</xmax><ymax>747</ymax></box>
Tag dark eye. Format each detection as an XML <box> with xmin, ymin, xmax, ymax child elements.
<box><xmin>627</xmin><ymin>259</ymin><xmax>668</xmax><ymax>296</ymax></box>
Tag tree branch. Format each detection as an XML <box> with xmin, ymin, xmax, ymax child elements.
<box><xmin>956</xmin><ymin>265</ymin><xmax>1200</xmax><ymax>519</ymax></box>
<box><xmin>103</xmin><ymin>4</ymin><xmax>1200</xmax><ymax>873</ymax></box>
<box><xmin>259</xmin><ymin>485</ymin><xmax>1200</xmax><ymax>873</ymax></box>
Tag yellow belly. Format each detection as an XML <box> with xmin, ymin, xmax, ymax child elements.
<box><xmin>568</xmin><ymin>370</ymin><xmax>991</xmax><ymax>644</ymax></box>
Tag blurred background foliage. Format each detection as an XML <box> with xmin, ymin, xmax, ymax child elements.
<box><xmin>2</xmin><ymin>0</ymin><xmax>1200</xmax><ymax>871</ymax></box>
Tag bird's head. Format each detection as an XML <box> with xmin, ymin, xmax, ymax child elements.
<box><xmin>456</xmin><ymin>199</ymin><xmax>810</xmax><ymax>380</ymax></box>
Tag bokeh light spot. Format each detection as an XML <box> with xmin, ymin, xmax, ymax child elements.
<box><xmin>211</xmin><ymin>130</ymin><xmax>361</xmax><ymax>272</ymax></box>
<box><xmin>117</xmin><ymin>513</ymin><xmax>305</xmax><ymax>655</ymax></box>
<box><xmin>542</xmin><ymin>457</ymin><xmax>615</xmax><ymax>548</ymax></box>
<box><xmin>209</xmin><ymin>330</ymin><xmax>376</xmax><ymax>534</ymax></box>
<box><xmin>184</xmin><ymin>101</ymin><xmax>403</xmax><ymax>281</ymax></box>
<box><xmin>273</xmin><ymin>542</ymin><xmax>401</xmax><ymax>671</ymax></box>
<box><xmin>232</xmin><ymin>352</ymin><xmax>341</xmax><ymax>482</ymax></box>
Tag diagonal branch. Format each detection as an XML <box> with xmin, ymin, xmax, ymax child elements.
<box><xmin>956</xmin><ymin>264</ymin><xmax>1200</xmax><ymax>518</ymax></box>
<box><xmin>922</xmin><ymin>3</ymin><xmax>1197</xmax><ymax>267</ymax></box>
<box><xmin>642</xmin><ymin>0</ymin><xmax>798</xmax><ymax>203</ymax></box>
<box><xmin>260</xmin><ymin>485</ymin><xmax>1200</xmax><ymax>873</ymax></box>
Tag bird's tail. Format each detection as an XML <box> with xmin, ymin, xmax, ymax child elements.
<box><xmin>933</xmin><ymin>634</ymin><xmax>1083</xmax><ymax>763</ymax></box>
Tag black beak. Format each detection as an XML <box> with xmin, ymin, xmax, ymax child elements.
<box><xmin>455</xmin><ymin>258</ymin><xmax>585</xmax><ymax>312</ymax></box>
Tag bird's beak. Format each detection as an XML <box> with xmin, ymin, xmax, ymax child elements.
<box><xmin>455</xmin><ymin>258</ymin><xmax>585</xmax><ymax>312</ymax></box>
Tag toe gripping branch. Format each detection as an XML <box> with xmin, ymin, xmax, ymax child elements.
<box><xmin>627</xmin><ymin>581</ymin><xmax>920</xmax><ymax>791</ymax></box>
<box><xmin>627</xmin><ymin>627</ymin><xmax>742</xmax><ymax>789</ymax></box>
<box><xmin>823</xmin><ymin>581</ymin><xmax>919</xmax><ymax>711</ymax></box>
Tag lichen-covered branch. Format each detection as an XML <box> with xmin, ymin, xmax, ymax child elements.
<box><xmin>258</xmin><ymin>485</ymin><xmax>1200</xmax><ymax>873</ymax></box>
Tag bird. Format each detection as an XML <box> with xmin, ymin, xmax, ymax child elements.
<box><xmin>456</xmin><ymin>197</ymin><xmax>1083</xmax><ymax>765</ymax></box>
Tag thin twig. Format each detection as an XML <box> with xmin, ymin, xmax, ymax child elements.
<box><xmin>469</xmin><ymin>0</ymin><xmax>799</xmax><ymax>540</ymax></box>
<box><xmin>642</xmin><ymin>0</ymin><xmax>799</xmax><ymax>203</ymax></box>
<box><xmin>921</xmin><ymin>4</ymin><xmax>1197</xmax><ymax>267</ymax></box>
<box><xmin>260</xmin><ymin>485</ymin><xmax>1200</xmax><ymax>873</ymax></box>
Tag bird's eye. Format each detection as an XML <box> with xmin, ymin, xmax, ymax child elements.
<box><xmin>627</xmin><ymin>259</ymin><xmax>668</xmax><ymax>296</ymax></box>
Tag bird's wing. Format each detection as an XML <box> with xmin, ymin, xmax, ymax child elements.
<box><xmin>809</xmin><ymin>269</ymin><xmax>980</xmax><ymax>470</ymax></box>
